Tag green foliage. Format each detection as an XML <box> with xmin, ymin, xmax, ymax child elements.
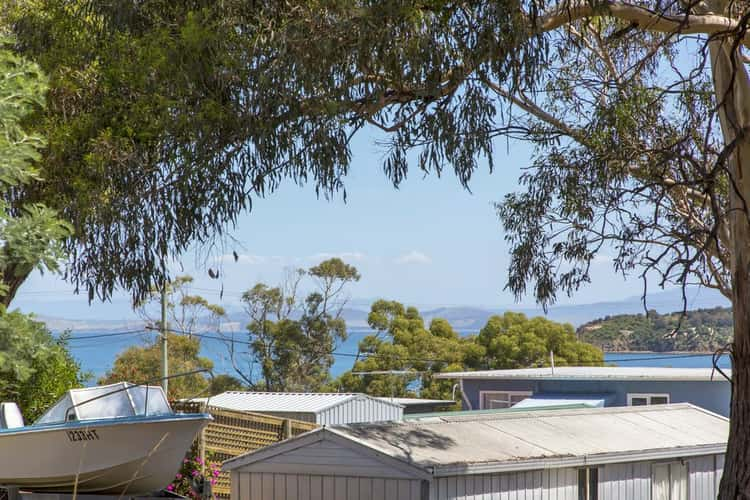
<box><xmin>477</xmin><ymin>312</ymin><xmax>604</xmax><ymax>368</ymax></box>
<box><xmin>0</xmin><ymin>310</ymin><xmax>86</xmax><ymax>422</ymax></box>
<box><xmin>332</xmin><ymin>303</ymin><xmax>602</xmax><ymax>401</ymax></box>
<box><xmin>208</xmin><ymin>374</ymin><xmax>246</xmax><ymax>395</ymax></box>
<box><xmin>236</xmin><ymin>258</ymin><xmax>360</xmax><ymax>391</ymax></box>
<box><xmin>578</xmin><ymin>307</ymin><xmax>733</xmax><ymax>352</ymax></box>
<box><xmin>0</xmin><ymin>34</ymin><xmax>45</xmax><ymax>186</ymax></box>
<box><xmin>331</xmin><ymin>300</ymin><xmax>480</xmax><ymax>402</ymax></box>
<box><xmin>0</xmin><ymin>35</ymin><xmax>71</xmax><ymax>303</ymax></box>
<box><xmin>99</xmin><ymin>333</ymin><xmax>213</xmax><ymax>401</ymax></box>
<box><xmin>168</xmin><ymin>441</ymin><xmax>221</xmax><ymax>499</ymax></box>
<box><xmin>6</xmin><ymin>1</ymin><xmax>263</xmax><ymax>303</ymax></box>
<box><xmin>3</xmin><ymin>0</ymin><xmax>547</xmax><ymax>303</ymax></box>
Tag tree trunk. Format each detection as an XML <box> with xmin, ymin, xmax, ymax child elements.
<box><xmin>710</xmin><ymin>32</ymin><xmax>750</xmax><ymax>499</ymax></box>
<box><xmin>0</xmin><ymin>267</ymin><xmax>32</xmax><ymax>308</ymax></box>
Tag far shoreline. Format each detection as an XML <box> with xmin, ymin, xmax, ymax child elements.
<box><xmin>605</xmin><ymin>350</ymin><xmax>717</xmax><ymax>355</ymax></box>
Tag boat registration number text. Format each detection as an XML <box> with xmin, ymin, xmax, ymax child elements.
<box><xmin>67</xmin><ymin>429</ymin><xmax>100</xmax><ymax>442</ymax></box>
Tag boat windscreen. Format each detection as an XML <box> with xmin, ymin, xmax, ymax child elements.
<box><xmin>127</xmin><ymin>385</ymin><xmax>171</xmax><ymax>416</ymax></box>
<box><xmin>34</xmin><ymin>383</ymin><xmax>173</xmax><ymax>425</ymax></box>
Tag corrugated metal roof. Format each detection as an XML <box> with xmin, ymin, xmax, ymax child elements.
<box><xmin>404</xmin><ymin>403</ymin><xmax>591</xmax><ymax>420</ymax></box>
<box><xmin>435</xmin><ymin>366</ymin><xmax>729</xmax><ymax>381</ymax></box>
<box><xmin>225</xmin><ymin>403</ymin><xmax>728</xmax><ymax>476</ymax></box>
<box><xmin>207</xmin><ymin>391</ymin><xmax>402</xmax><ymax>414</ymax></box>
<box><xmin>332</xmin><ymin>404</ymin><xmax>728</xmax><ymax>472</ymax></box>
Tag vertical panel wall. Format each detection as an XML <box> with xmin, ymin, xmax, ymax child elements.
<box><xmin>318</xmin><ymin>397</ymin><xmax>403</xmax><ymax>425</ymax></box>
<box><xmin>597</xmin><ymin>454</ymin><xmax>724</xmax><ymax>500</ymax></box>
<box><xmin>234</xmin><ymin>472</ymin><xmax>422</xmax><ymax>500</ymax></box>
<box><xmin>598</xmin><ymin>462</ymin><xmax>651</xmax><ymax>499</ymax></box>
<box><xmin>429</xmin><ymin>468</ymin><xmax>578</xmax><ymax>500</ymax></box>
<box><xmin>687</xmin><ymin>455</ymin><xmax>720</xmax><ymax>499</ymax></box>
<box><xmin>232</xmin><ymin>455</ymin><xmax>725</xmax><ymax>500</ymax></box>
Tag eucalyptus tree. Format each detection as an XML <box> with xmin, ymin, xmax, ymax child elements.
<box><xmin>228</xmin><ymin>2</ymin><xmax>750</xmax><ymax>494</ymax></box>
<box><xmin>7</xmin><ymin>1</ymin><xmax>750</xmax><ymax>490</ymax></box>
<box><xmin>235</xmin><ymin>258</ymin><xmax>360</xmax><ymax>391</ymax></box>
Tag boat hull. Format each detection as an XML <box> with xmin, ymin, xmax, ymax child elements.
<box><xmin>0</xmin><ymin>414</ymin><xmax>210</xmax><ymax>495</ymax></box>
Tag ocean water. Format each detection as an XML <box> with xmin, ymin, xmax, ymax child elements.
<box><xmin>68</xmin><ymin>328</ymin><xmax>732</xmax><ymax>383</ymax></box>
<box><xmin>604</xmin><ymin>351</ymin><xmax>731</xmax><ymax>369</ymax></box>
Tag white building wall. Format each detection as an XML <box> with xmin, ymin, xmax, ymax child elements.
<box><xmin>231</xmin><ymin>472</ymin><xmax>423</xmax><ymax>500</ymax></box>
<box><xmin>318</xmin><ymin>397</ymin><xmax>403</xmax><ymax>425</ymax></box>
<box><xmin>429</xmin><ymin>468</ymin><xmax>578</xmax><ymax>500</ymax></box>
<box><xmin>597</xmin><ymin>454</ymin><xmax>724</xmax><ymax>500</ymax></box>
<box><xmin>231</xmin><ymin>453</ymin><xmax>725</xmax><ymax>500</ymax></box>
<box><xmin>598</xmin><ymin>462</ymin><xmax>651</xmax><ymax>499</ymax></box>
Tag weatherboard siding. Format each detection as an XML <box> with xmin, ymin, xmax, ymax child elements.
<box><xmin>461</xmin><ymin>378</ymin><xmax>731</xmax><ymax>416</ymax></box>
<box><xmin>596</xmin><ymin>455</ymin><xmax>723</xmax><ymax>499</ymax></box>
<box><xmin>318</xmin><ymin>397</ymin><xmax>402</xmax><ymax>425</ymax></box>
<box><xmin>232</xmin><ymin>456</ymin><xmax>725</xmax><ymax>499</ymax></box>
<box><xmin>232</xmin><ymin>472</ymin><xmax>422</xmax><ymax>500</ymax></box>
<box><xmin>429</xmin><ymin>469</ymin><xmax>578</xmax><ymax>500</ymax></box>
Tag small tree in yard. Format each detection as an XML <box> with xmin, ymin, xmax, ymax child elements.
<box><xmin>99</xmin><ymin>334</ymin><xmax>213</xmax><ymax>401</ymax></box>
<box><xmin>231</xmin><ymin>258</ymin><xmax>360</xmax><ymax>391</ymax></box>
<box><xmin>136</xmin><ymin>275</ymin><xmax>226</xmax><ymax>337</ymax></box>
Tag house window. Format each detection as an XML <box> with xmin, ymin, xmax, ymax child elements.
<box><xmin>627</xmin><ymin>393</ymin><xmax>670</xmax><ymax>406</ymax></box>
<box><xmin>578</xmin><ymin>467</ymin><xmax>598</xmax><ymax>500</ymax></box>
<box><xmin>479</xmin><ymin>391</ymin><xmax>532</xmax><ymax>409</ymax></box>
<box><xmin>652</xmin><ymin>462</ymin><xmax>688</xmax><ymax>500</ymax></box>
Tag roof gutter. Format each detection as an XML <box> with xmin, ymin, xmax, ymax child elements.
<box><xmin>431</xmin><ymin>443</ymin><xmax>727</xmax><ymax>477</ymax></box>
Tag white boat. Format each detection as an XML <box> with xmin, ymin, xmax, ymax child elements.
<box><xmin>0</xmin><ymin>382</ymin><xmax>211</xmax><ymax>495</ymax></box>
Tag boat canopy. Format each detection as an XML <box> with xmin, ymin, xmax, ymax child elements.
<box><xmin>34</xmin><ymin>382</ymin><xmax>172</xmax><ymax>425</ymax></box>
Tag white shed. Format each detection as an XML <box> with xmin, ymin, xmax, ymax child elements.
<box><xmin>206</xmin><ymin>391</ymin><xmax>403</xmax><ymax>424</ymax></box>
<box><xmin>223</xmin><ymin>403</ymin><xmax>728</xmax><ymax>500</ymax></box>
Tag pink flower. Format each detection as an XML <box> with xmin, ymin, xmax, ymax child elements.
<box><xmin>183</xmin><ymin>459</ymin><xmax>189</xmax><ymax>464</ymax></box>
<box><xmin>192</xmin><ymin>470</ymin><xmax>200</xmax><ymax>477</ymax></box>
<box><xmin>213</xmin><ymin>470</ymin><xmax>220</xmax><ymax>477</ymax></box>
<box><xmin>166</xmin><ymin>485</ymin><xmax>174</xmax><ymax>491</ymax></box>
<box><xmin>210</xmin><ymin>479</ymin><xmax>217</xmax><ymax>486</ymax></box>
<box><xmin>175</xmin><ymin>473</ymin><xmax>182</xmax><ymax>480</ymax></box>
<box><xmin>196</xmin><ymin>457</ymin><xmax>203</xmax><ymax>465</ymax></box>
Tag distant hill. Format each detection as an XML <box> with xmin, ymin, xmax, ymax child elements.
<box><xmin>577</xmin><ymin>307</ymin><xmax>733</xmax><ymax>352</ymax></box>
<box><xmin>29</xmin><ymin>286</ymin><xmax>731</xmax><ymax>333</ymax></box>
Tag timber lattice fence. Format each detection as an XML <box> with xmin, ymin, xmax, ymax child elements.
<box><xmin>173</xmin><ymin>401</ymin><xmax>318</xmax><ymax>498</ymax></box>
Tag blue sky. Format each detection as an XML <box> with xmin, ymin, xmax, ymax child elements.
<box><xmin>14</xmin><ymin>129</ymin><xmax>655</xmax><ymax>320</ymax></box>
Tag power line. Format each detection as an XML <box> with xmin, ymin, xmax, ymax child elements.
<box><xmin>156</xmin><ymin>325</ymin><xmax>730</xmax><ymax>367</ymax></box>
<box><xmin>64</xmin><ymin>329</ymin><xmax>149</xmax><ymax>341</ymax></box>
<box><xmin>58</xmin><ymin>324</ymin><xmax>731</xmax><ymax>370</ymax></box>
<box><xmin>606</xmin><ymin>353</ymin><xmax>720</xmax><ymax>362</ymax></box>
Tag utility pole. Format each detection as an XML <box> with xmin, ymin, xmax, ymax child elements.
<box><xmin>161</xmin><ymin>277</ymin><xmax>169</xmax><ymax>396</ymax></box>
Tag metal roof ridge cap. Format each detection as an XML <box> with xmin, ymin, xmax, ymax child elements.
<box><xmin>338</xmin><ymin>403</ymin><xmax>699</xmax><ymax>427</ymax></box>
<box><xmin>431</xmin><ymin>442</ymin><xmax>728</xmax><ymax>477</ymax></box>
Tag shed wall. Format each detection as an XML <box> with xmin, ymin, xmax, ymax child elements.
<box><xmin>597</xmin><ymin>455</ymin><xmax>723</xmax><ymax>499</ymax></box>
<box><xmin>231</xmin><ymin>472</ymin><xmax>423</xmax><ymax>500</ymax></box>
<box><xmin>461</xmin><ymin>379</ymin><xmax>731</xmax><ymax>416</ymax></box>
<box><xmin>318</xmin><ymin>397</ymin><xmax>403</xmax><ymax>425</ymax></box>
<box><xmin>429</xmin><ymin>468</ymin><xmax>578</xmax><ymax>500</ymax></box>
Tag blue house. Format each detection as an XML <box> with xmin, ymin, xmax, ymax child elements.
<box><xmin>435</xmin><ymin>366</ymin><xmax>731</xmax><ymax>416</ymax></box>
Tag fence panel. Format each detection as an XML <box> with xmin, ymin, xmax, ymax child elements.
<box><xmin>173</xmin><ymin>402</ymin><xmax>318</xmax><ymax>497</ymax></box>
